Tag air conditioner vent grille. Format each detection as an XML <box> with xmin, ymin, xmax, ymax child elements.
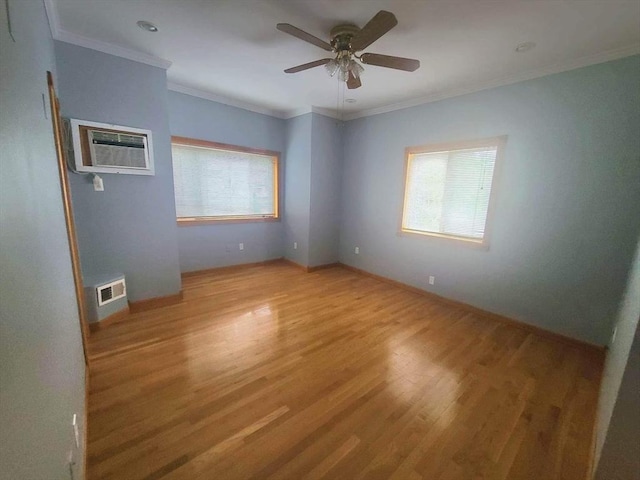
<box><xmin>93</xmin><ymin>144</ymin><xmax>146</xmax><ymax>168</ymax></box>
<box><xmin>100</xmin><ymin>287</ymin><xmax>113</xmax><ymax>303</ymax></box>
<box><xmin>96</xmin><ymin>278</ymin><xmax>127</xmax><ymax>306</ymax></box>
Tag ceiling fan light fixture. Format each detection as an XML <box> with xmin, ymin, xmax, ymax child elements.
<box><xmin>325</xmin><ymin>59</ymin><xmax>339</xmax><ymax>77</ymax></box>
<box><xmin>349</xmin><ymin>60</ymin><xmax>364</xmax><ymax>78</ymax></box>
<box><xmin>337</xmin><ymin>68</ymin><xmax>350</xmax><ymax>82</ymax></box>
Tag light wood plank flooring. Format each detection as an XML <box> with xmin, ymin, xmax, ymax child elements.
<box><xmin>87</xmin><ymin>263</ymin><xmax>604</xmax><ymax>480</ymax></box>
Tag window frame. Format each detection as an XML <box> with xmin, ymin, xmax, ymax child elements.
<box><xmin>171</xmin><ymin>136</ymin><xmax>280</xmax><ymax>226</ymax></box>
<box><xmin>399</xmin><ymin>135</ymin><xmax>507</xmax><ymax>248</ymax></box>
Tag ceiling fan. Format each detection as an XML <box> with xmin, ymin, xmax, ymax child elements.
<box><xmin>277</xmin><ymin>10</ymin><xmax>420</xmax><ymax>90</ymax></box>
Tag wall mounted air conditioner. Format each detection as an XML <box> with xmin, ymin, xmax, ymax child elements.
<box><xmin>68</xmin><ymin>118</ymin><xmax>155</xmax><ymax>175</ymax></box>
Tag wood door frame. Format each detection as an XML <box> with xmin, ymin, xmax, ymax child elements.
<box><xmin>47</xmin><ymin>71</ymin><xmax>90</xmax><ymax>365</ymax></box>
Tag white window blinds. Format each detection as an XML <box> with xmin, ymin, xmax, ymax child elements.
<box><xmin>172</xmin><ymin>143</ymin><xmax>277</xmax><ymax>219</ymax></box>
<box><xmin>402</xmin><ymin>143</ymin><xmax>500</xmax><ymax>242</ymax></box>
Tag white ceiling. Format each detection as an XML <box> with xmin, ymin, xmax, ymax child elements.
<box><xmin>47</xmin><ymin>0</ymin><xmax>640</xmax><ymax>119</ymax></box>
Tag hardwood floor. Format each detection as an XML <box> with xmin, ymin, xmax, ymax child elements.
<box><xmin>87</xmin><ymin>263</ymin><xmax>604</xmax><ymax>480</ymax></box>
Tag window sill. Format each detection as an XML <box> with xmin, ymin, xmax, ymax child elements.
<box><xmin>399</xmin><ymin>228</ymin><xmax>490</xmax><ymax>250</ymax></box>
<box><xmin>177</xmin><ymin>216</ymin><xmax>280</xmax><ymax>226</ymax></box>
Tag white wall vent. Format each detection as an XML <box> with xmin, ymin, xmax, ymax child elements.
<box><xmin>68</xmin><ymin>119</ymin><xmax>154</xmax><ymax>175</ymax></box>
<box><xmin>97</xmin><ymin>278</ymin><xmax>127</xmax><ymax>306</ymax></box>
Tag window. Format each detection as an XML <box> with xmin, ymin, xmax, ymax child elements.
<box><xmin>171</xmin><ymin>136</ymin><xmax>279</xmax><ymax>225</ymax></box>
<box><xmin>401</xmin><ymin>136</ymin><xmax>505</xmax><ymax>246</ymax></box>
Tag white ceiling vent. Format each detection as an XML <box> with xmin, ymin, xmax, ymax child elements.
<box><xmin>97</xmin><ymin>278</ymin><xmax>127</xmax><ymax>306</ymax></box>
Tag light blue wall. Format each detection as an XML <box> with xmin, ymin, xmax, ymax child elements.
<box><xmin>54</xmin><ymin>42</ymin><xmax>182</xmax><ymax>301</ymax></box>
<box><xmin>309</xmin><ymin>114</ymin><xmax>342</xmax><ymax>266</ymax></box>
<box><xmin>595</xmin><ymin>237</ymin><xmax>640</xmax><ymax>474</ymax></box>
<box><xmin>166</xmin><ymin>92</ymin><xmax>286</xmax><ymax>272</ymax></box>
<box><xmin>0</xmin><ymin>1</ymin><xmax>86</xmax><ymax>478</ymax></box>
<box><xmin>49</xmin><ymin>35</ymin><xmax>638</xmax><ymax>347</ymax></box>
<box><xmin>284</xmin><ymin>114</ymin><xmax>312</xmax><ymax>265</ymax></box>
<box><xmin>283</xmin><ymin>112</ymin><xmax>342</xmax><ymax>267</ymax></box>
<box><xmin>340</xmin><ymin>56</ymin><xmax>640</xmax><ymax>345</ymax></box>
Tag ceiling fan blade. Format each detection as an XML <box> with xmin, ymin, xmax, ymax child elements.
<box><xmin>347</xmin><ymin>71</ymin><xmax>362</xmax><ymax>89</ymax></box>
<box><xmin>284</xmin><ymin>59</ymin><xmax>331</xmax><ymax>74</ymax></box>
<box><xmin>360</xmin><ymin>53</ymin><xmax>420</xmax><ymax>72</ymax></box>
<box><xmin>277</xmin><ymin>23</ymin><xmax>332</xmax><ymax>52</ymax></box>
<box><xmin>350</xmin><ymin>10</ymin><xmax>398</xmax><ymax>51</ymax></box>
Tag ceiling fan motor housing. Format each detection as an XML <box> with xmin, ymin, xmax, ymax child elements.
<box><xmin>330</xmin><ymin>24</ymin><xmax>361</xmax><ymax>52</ymax></box>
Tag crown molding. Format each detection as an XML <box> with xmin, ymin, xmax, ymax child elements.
<box><xmin>344</xmin><ymin>43</ymin><xmax>640</xmax><ymax>121</ymax></box>
<box><xmin>282</xmin><ymin>106</ymin><xmax>341</xmax><ymax>120</ymax></box>
<box><xmin>43</xmin><ymin>0</ymin><xmax>171</xmax><ymax>69</ymax></box>
<box><xmin>54</xmin><ymin>30</ymin><xmax>172</xmax><ymax>69</ymax></box>
<box><xmin>43</xmin><ymin>0</ymin><xmax>60</xmax><ymax>38</ymax></box>
<box><xmin>283</xmin><ymin>107</ymin><xmax>313</xmax><ymax>119</ymax></box>
<box><xmin>167</xmin><ymin>83</ymin><xmax>287</xmax><ymax>118</ymax></box>
<box><xmin>310</xmin><ymin>107</ymin><xmax>341</xmax><ymax>120</ymax></box>
<box><xmin>43</xmin><ymin>0</ymin><xmax>639</xmax><ymax>122</ymax></box>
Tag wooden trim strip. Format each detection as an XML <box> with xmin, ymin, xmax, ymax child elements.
<box><xmin>177</xmin><ymin>216</ymin><xmax>280</xmax><ymax>226</ymax></box>
<box><xmin>128</xmin><ymin>291</ymin><xmax>184</xmax><ymax>313</ymax></box>
<box><xmin>88</xmin><ymin>306</ymin><xmax>130</xmax><ymax>333</ymax></box>
<box><xmin>47</xmin><ymin>72</ymin><xmax>90</xmax><ymax>366</ymax></box>
<box><xmin>181</xmin><ymin>258</ymin><xmax>285</xmax><ymax>278</ymax></box>
<box><xmin>171</xmin><ymin>136</ymin><xmax>280</xmax><ymax>157</ymax></box>
<box><xmin>338</xmin><ymin>263</ymin><xmax>605</xmax><ymax>354</ymax></box>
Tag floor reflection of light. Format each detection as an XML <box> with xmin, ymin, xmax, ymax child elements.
<box><xmin>388</xmin><ymin>342</ymin><xmax>461</xmax><ymax>430</ymax></box>
<box><xmin>184</xmin><ymin>303</ymin><xmax>279</xmax><ymax>381</ymax></box>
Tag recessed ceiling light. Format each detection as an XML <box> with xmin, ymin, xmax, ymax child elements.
<box><xmin>515</xmin><ymin>42</ymin><xmax>536</xmax><ymax>53</ymax></box>
<box><xmin>137</xmin><ymin>20</ymin><xmax>158</xmax><ymax>32</ymax></box>
<box><xmin>345</xmin><ymin>98</ymin><xmax>357</xmax><ymax>104</ymax></box>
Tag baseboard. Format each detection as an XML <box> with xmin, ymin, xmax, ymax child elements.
<box><xmin>307</xmin><ymin>263</ymin><xmax>340</xmax><ymax>273</ymax></box>
<box><xmin>128</xmin><ymin>290</ymin><xmax>184</xmax><ymax>313</ymax></box>
<box><xmin>88</xmin><ymin>306</ymin><xmax>130</xmax><ymax>333</ymax></box>
<box><xmin>181</xmin><ymin>258</ymin><xmax>338</xmax><ymax>277</ymax></box>
<box><xmin>181</xmin><ymin>258</ymin><xmax>285</xmax><ymax>278</ymax></box>
<box><xmin>282</xmin><ymin>258</ymin><xmax>308</xmax><ymax>271</ymax></box>
<box><xmin>339</xmin><ymin>263</ymin><xmax>605</xmax><ymax>354</ymax></box>
<box><xmin>282</xmin><ymin>258</ymin><xmax>339</xmax><ymax>273</ymax></box>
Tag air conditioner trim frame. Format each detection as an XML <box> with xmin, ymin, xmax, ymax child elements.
<box><xmin>69</xmin><ymin>118</ymin><xmax>155</xmax><ymax>175</ymax></box>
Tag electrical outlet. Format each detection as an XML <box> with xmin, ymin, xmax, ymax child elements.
<box><xmin>72</xmin><ymin>414</ymin><xmax>79</xmax><ymax>449</ymax></box>
<box><xmin>293</xmin><ymin>242</ymin><xmax>297</xmax><ymax>250</ymax></box>
<box><xmin>239</xmin><ymin>243</ymin><xmax>244</xmax><ymax>251</ymax></box>
<box><xmin>428</xmin><ymin>276</ymin><xmax>435</xmax><ymax>285</ymax></box>
<box><xmin>611</xmin><ymin>327</ymin><xmax>617</xmax><ymax>345</ymax></box>
<box><xmin>355</xmin><ymin>246</ymin><xmax>360</xmax><ymax>254</ymax></box>
<box><xmin>92</xmin><ymin>174</ymin><xmax>104</xmax><ymax>192</ymax></box>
